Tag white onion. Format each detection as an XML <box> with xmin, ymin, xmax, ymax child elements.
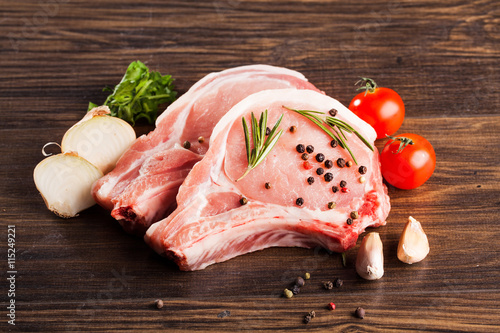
<box><xmin>33</xmin><ymin>152</ymin><xmax>103</xmax><ymax>218</ymax></box>
<box><xmin>356</xmin><ymin>232</ymin><xmax>384</xmax><ymax>280</ymax></box>
<box><xmin>61</xmin><ymin>106</ymin><xmax>136</xmax><ymax>174</ymax></box>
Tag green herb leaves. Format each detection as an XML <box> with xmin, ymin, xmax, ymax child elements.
<box><xmin>284</xmin><ymin>106</ymin><xmax>373</xmax><ymax>165</ymax></box>
<box><xmin>89</xmin><ymin>61</ymin><xmax>177</xmax><ymax>125</ymax></box>
<box><xmin>237</xmin><ymin>110</ymin><xmax>284</xmax><ymax>182</ymax></box>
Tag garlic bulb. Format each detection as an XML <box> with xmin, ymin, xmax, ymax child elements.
<box><xmin>356</xmin><ymin>232</ymin><xmax>384</xmax><ymax>280</ymax></box>
<box><xmin>61</xmin><ymin>106</ymin><xmax>136</xmax><ymax>174</ymax></box>
<box><xmin>397</xmin><ymin>216</ymin><xmax>430</xmax><ymax>264</ymax></box>
<box><xmin>33</xmin><ymin>152</ymin><xmax>103</xmax><ymax>218</ymax></box>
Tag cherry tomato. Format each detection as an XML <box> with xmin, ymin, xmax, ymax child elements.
<box><xmin>380</xmin><ymin>133</ymin><xmax>436</xmax><ymax>190</ymax></box>
<box><xmin>348</xmin><ymin>78</ymin><xmax>405</xmax><ymax>139</ymax></box>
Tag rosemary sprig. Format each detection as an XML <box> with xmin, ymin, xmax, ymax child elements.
<box><xmin>284</xmin><ymin>106</ymin><xmax>373</xmax><ymax>165</ymax></box>
<box><xmin>237</xmin><ymin>110</ymin><xmax>284</xmax><ymax>181</ymax></box>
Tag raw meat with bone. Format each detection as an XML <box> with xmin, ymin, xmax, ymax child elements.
<box><xmin>91</xmin><ymin>65</ymin><xmax>321</xmax><ymax>234</ymax></box>
<box><xmin>145</xmin><ymin>89</ymin><xmax>390</xmax><ymax>271</ymax></box>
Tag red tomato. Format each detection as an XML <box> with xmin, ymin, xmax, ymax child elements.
<box><xmin>348</xmin><ymin>78</ymin><xmax>405</xmax><ymax>139</ymax></box>
<box><xmin>380</xmin><ymin>133</ymin><xmax>436</xmax><ymax>190</ymax></box>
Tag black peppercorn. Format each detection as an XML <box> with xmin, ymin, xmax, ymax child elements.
<box><xmin>337</xmin><ymin>158</ymin><xmax>346</xmax><ymax>168</ymax></box>
<box><xmin>355</xmin><ymin>307</ymin><xmax>365</xmax><ymax>319</ymax></box>
<box><xmin>323</xmin><ymin>281</ymin><xmax>334</xmax><ymax>290</ymax></box>
<box><xmin>306</xmin><ymin>145</ymin><xmax>314</xmax><ymax>154</ymax></box>
<box><xmin>182</xmin><ymin>141</ymin><xmax>191</xmax><ymax>149</ymax></box>
<box><xmin>332</xmin><ymin>186</ymin><xmax>339</xmax><ymax>193</ymax></box>
<box><xmin>296</xmin><ymin>276</ymin><xmax>305</xmax><ymax>287</ymax></box>
<box><xmin>324</xmin><ymin>173</ymin><xmax>333</xmax><ymax>182</ymax></box>
<box><xmin>290</xmin><ymin>126</ymin><xmax>297</xmax><ymax>133</ymax></box>
<box><xmin>316</xmin><ymin>168</ymin><xmax>324</xmax><ymax>175</ymax></box>
<box><xmin>296</xmin><ymin>144</ymin><xmax>305</xmax><ymax>153</ymax></box>
<box><xmin>291</xmin><ymin>284</ymin><xmax>301</xmax><ymax>295</ymax></box>
<box><xmin>301</xmin><ymin>153</ymin><xmax>309</xmax><ymax>160</ymax></box>
<box><xmin>330</xmin><ymin>139</ymin><xmax>338</xmax><ymax>148</ymax></box>
<box><xmin>328</xmin><ymin>201</ymin><xmax>336</xmax><ymax>209</ymax></box>
<box><xmin>303</xmin><ymin>315</ymin><xmax>312</xmax><ymax>324</ymax></box>
<box><xmin>334</xmin><ymin>278</ymin><xmax>343</xmax><ymax>288</ymax></box>
<box><xmin>325</xmin><ymin>160</ymin><xmax>333</xmax><ymax>169</ymax></box>
<box><xmin>329</xmin><ymin>108</ymin><xmax>338</xmax><ymax>117</ymax></box>
<box><xmin>346</xmin><ymin>218</ymin><xmax>353</xmax><ymax>225</ymax></box>
<box><xmin>307</xmin><ymin>177</ymin><xmax>315</xmax><ymax>185</ymax></box>
<box><xmin>296</xmin><ymin>197</ymin><xmax>304</xmax><ymax>206</ymax></box>
<box><xmin>265</xmin><ymin>182</ymin><xmax>271</xmax><ymax>189</ymax></box>
<box><xmin>340</xmin><ymin>180</ymin><xmax>347</xmax><ymax>188</ymax></box>
<box><xmin>266</xmin><ymin>127</ymin><xmax>271</xmax><ymax>135</ymax></box>
<box><xmin>315</xmin><ymin>153</ymin><xmax>325</xmax><ymax>162</ymax></box>
<box><xmin>359</xmin><ymin>165</ymin><xmax>367</xmax><ymax>174</ymax></box>
<box><xmin>240</xmin><ymin>197</ymin><xmax>248</xmax><ymax>205</ymax></box>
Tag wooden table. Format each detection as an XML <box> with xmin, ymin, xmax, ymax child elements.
<box><xmin>2</xmin><ymin>0</ymin><xmax>499</xmax><ymax>331</ymax></box>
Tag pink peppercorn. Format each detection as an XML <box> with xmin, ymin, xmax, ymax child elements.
<box><xmin>328</xmin><ymin>302</ymin><xmax>336</xmax><ymax>311</ymax></box>
<box><xmin>303</xmin><ymin>161</ymin><xmax>313</xmax><ymax>170</ymax></box>
<box><xmin>341</xmin><ymin>187</ymin><xmax>349</xmax><ymax>193</ymax></box>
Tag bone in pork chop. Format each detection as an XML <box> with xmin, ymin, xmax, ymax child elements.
<box><xmin>144</xmin><ymin>89</ymin><xmax>390</xmax><ymax>271</ymax></box>
<box><xmin>92</xmin><ymin>65</ymin><xmax>321</xmax><ymax>235</ymax></box>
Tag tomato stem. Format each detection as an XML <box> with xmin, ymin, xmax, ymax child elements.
<box><xmin>355</xmin><ymin>77</ymin><xmax>378</xmax><ymax>95</ymax></box>
<box><xmin>387</xmin><ymin>135</ymin><xmax>414</xmax><ymax>154</ymax></box>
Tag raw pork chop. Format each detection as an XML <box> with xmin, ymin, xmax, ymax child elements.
<box><xmin>145</xmin><ymin>89</ymin><xmax>390</xmax><ymax>271</ymax></box>
<box><xmin>92</xmin><ymin>65</ymin><xmax>321</xmax><ymax>234</ymax></box>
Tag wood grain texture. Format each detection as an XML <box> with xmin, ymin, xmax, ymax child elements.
<box><xmin>1</xmin><ymin>0</ymin><xmax>499</xmax><ymax>331</ymax></box>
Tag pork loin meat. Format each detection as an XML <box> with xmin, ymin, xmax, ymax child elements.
<box><xmin>145</xmin><ymin>89</ymin><xmax>390</xmax><ymax>271</ymax></box>
<box><xmin>92</xmin><ymin>65</ymin><xmax>321</xmax><ymax>234</ymax></box>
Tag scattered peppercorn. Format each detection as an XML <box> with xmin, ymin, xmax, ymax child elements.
<box><xmin>329</xmin><ymin>108</ymin><xmax>338</xmax><ymax>117</ymax></box>
<box><xmin>334</xmin><ymin>278</ymin><xmax>343</xmax><ymax>288</ymax></box>
<box><xmin>330</xmin><ymin>139</ymin><xmax>338</xmax><ymax>148</ymax></box>
<box><xmin>217</xmin><ymin>310</ymin><xmax>231</xmax><ymax>318</ymax></box>
<box><xmin>182</xmin><ymin>141</ymin><xmax>191</xmax><ymax>149</ymax></box>
<box><xmin>307</xmin><ymin>177</ymin><xmax>315</xmax><ymax>185</ymax></box>
<box><xmin>303</xmin><ymin>161</ymin><xmax>313</xmax><ymax>170</ymax></box>
<box><xmin>351</xmin><ymin>211</ymin><xmax>359</xmax><ymax>219</ymax></box>
<box><xmin>332</xmin><ymin>186</ymin><xmax>339</xmax><ymax>193</ymax></box>
<box><xmin>324</xmin><ymin>172</ymin><xmax>333</xmax><ymax>182</ymax></box>
<box><xmin>346</xmin><ymin>218</ymin><xmax>353</xmax><ymax>225</ymax></box>
<box><xmin>328</xmin><ymin>202</ymin><xmax>336</xmax><ymax>209</ymax></box>
<box><xmin>304</xmin><ymin>272</ymin><xmax>311</xmax><ymax>280</ymax></box>
<box><xmin>337</xmin><ymin>158</ymin><xmax>346</xmax><ymax>168</ymax></box>
<box><xmin>301</xmin><ymin>153</ymin><xmax>309</xmax><ymax>160</ymax></box>
<box><xmin>325</xmin><ymin>160</ymin><xmax>333</xmax><ymax>169</ymax></box>
<box><xmin>328</xmin><ymin>302</ymin><xmax>336</xmax><ymax>311</ymax></box>
<box><xmin>154</xmin><ymin>299</ymin><xmax>164</xmax><ymax>309</ymax></box>
<box><xmin>323</xmin><ymin>281</ymin><xmax>334</xmax><ymax>290</ymax></box>
<box><xmin>303</xmin><ymin>314</ymin><xmax>312</xmax><ymax>324</ymax></box>
<box><xmin>296</xmin><ymin>144</ymin><xmax>305</xmax><ymax>153</ymax></box>
<box><xmin>306</xmin><ymin>145</ymin><xmax>314</xmax><ymax>154</ymax></box>
<box><xmin>359</xmin><ymin>176</ymin><xmax>366</xmax><ymax>183</ymax></box>
<box><xmin>309</xmin><ymin>310</ymin><xmax>316</xmax><ymax>318</ymax></box>
<box><xmin>340</xmin><ymin>180</ymin><xmax>347</xmax><ymax>188</ymax></box>
<box><xmin>355</xmin><ymin>307</ymin><xmax>365</xmax><ymax>319</ymax></box>
<box><xmin>283</xmin><ymin>289</ymin><xmax>293</xmax><ymax>298</ymax></box>
<box><xmin>315</xmin><ymin>153</ymin><xmax>325</xmax><ymax>162</ymax></box>
<box><xmin>289</xmin><ymin>125</ymin><xmax>297</xmax><ymax>133</ymax></box>
<box><xmin>296</xmin><ymin>276</ymin><xmax>305</xmax><ymax>287</ymax></box>
<box><xmin>265</xmin><ymin>182</ymin><xmax>271</xmax><ymax>189</ymax></box>
<box><xmin>291</xmin><ymin>284</ymin><xmax>301</xmax><ymax>295</ymax></box>
<box><xmin>240</xmin><ymin>197</ymin><xmax>248</xmax><ymax>205</ymax></box>
<box><xmin>296</xmin><ymin>197</ymin><xmax>304</xmax><ymax>206</ymax></box>
<box><xmin>359</xmin><ymin>166</ymin><xmax>367</xmax><ymax>174</ymax></box>
<box><xmin>346</xmin><ymin>160</ymin><xmax>353</xmax><ymax>167</ymax></box>
<box><xmin>316</xmin><ymin>168</ymin><xmax>324</xmax><ymax>175</ymax></box>
<box><xmin>266</xmin><ymin>127</ymin><xmax>271</xmax><ymax>135</ymax></box>
<box><xmin>341</xmin><ymin>187</ymin><xmax>349</xmax><ymax>193</ymax></box>
<box><xmin>197</xmin><ymin>136</ymin><xmax>205</xmax><ymax>144</ymax></box>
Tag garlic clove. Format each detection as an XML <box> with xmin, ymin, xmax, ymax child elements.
<box><xmin>356</xmin><ymin>232</ymin><xmax>384</xmax><ymax>280</ymax></box>
<box><xmin>33</xmin><ymin>152</ymin><xmax>103</xmax><ymax>218</ymax></box>
<box><xmin>61</xmin><ymin>107</ymin><xmax>136</xmax><ymax>174</ymax></box>
<box><xmin>397</xmin><ymin>216</ymin><xmax>430</xmax><ymax>264</ymax></box>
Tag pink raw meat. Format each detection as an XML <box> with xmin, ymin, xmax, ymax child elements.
<box><xmin>144</xmin><ymin>89</ymin><xmax>391</xmax><ymax>271</ymax></box>
<box><xmin>92</xmin><ymin>65</ymin><xmax>321</xmax><ymax>234</ymax></box>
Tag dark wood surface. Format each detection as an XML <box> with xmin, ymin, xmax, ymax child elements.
<box><xmin>1</xmin><ymin>0</ymin><xmax>499</xmax><ymax>331</ymax></box>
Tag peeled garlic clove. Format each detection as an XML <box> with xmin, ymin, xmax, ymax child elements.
<box><xmin>356</xmin><ymin>232</ymin><xmax>384</xmax><ymax>280</ymax></box>
<box><xmin>397</xmin><ymin>216</ymin><xmax>430</xmax><ymax>264</ymax></box>
<box><xmin>61</xmin><ymin>107</ymin><xmax>136</xmax><ymax>174</ymax></box>
<box><xmin>33</xmin><ymin>152</ymin><xmax>103</xmax><ymax>218</ymax></box>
